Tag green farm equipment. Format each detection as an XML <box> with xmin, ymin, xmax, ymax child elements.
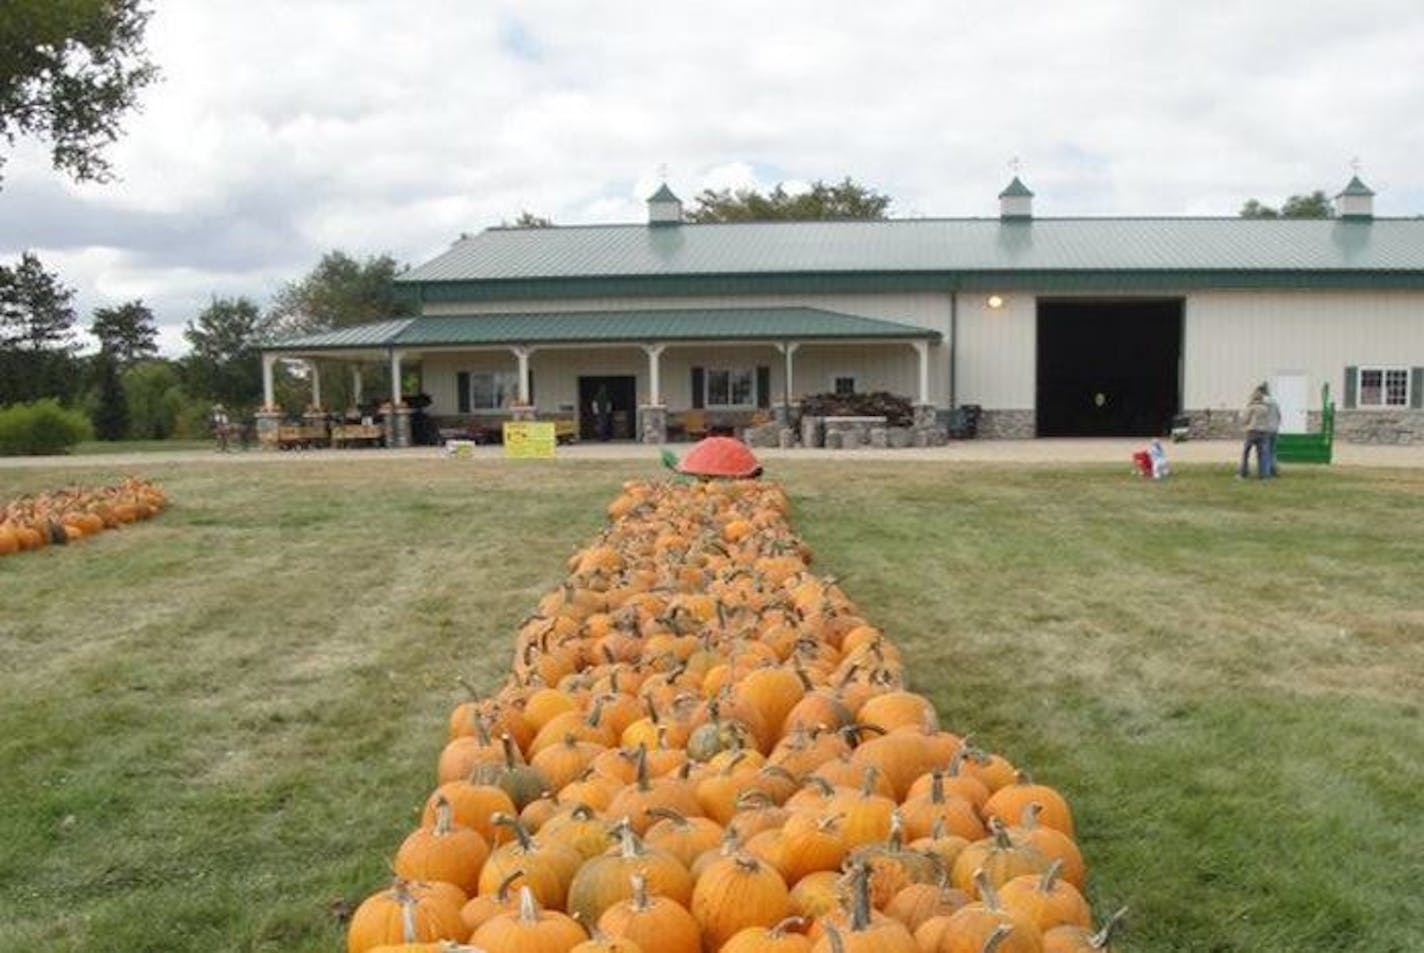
<box><xmin>1275</xmin><ymin>384</ymin><xmax>1334</xmax><ymax>464</ymax></box>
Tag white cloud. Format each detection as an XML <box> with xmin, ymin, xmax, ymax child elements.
<box><xmin>3</xmin><ymin>0</ymin><xmax>1423</xmax><ymax>354</ymax></box>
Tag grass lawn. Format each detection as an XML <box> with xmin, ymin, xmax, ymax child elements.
<box><xmin>1</xmin><ymin>458</ymin><xmax>1421</xmax><ymax>952</ymax></box>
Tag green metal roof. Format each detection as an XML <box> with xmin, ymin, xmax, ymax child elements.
<box><xmin>999</xmin><ymin>177</ymin><xmax>1034</xmax><ymax>198</ymax></box>
<box><xmin>1338</xmin><ymin>175</ymin><xmax>1375</xmax><ymax>197</ymax></box>
<box><xmin>400</xmin><ymin>217</ymin><xmax>1424</xmax><ymax>287</ymax></box>
<box><xmin>647</xmin><ymin>183</ymin><xmax>681</xmax><ymax>202</ymax></box>
<box><xmin>266</xmin><ymin>307</ymin><xmax>938</xmax><ymax>352</ymax></box>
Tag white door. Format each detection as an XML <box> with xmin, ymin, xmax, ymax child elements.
<box><xmin>1270</xmin><ymin>373</ymin><xmax>1308</xmax><ymax>433</ymax></box>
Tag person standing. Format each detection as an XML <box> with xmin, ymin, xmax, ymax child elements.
<box><xmin>1238</xmin><ymin>385</ymin><xmax>1272</xmax><ymax>479</ymax></box>
<box><xmin>1262</xmin><ymin>383</ymin><xmax>1282</xmax><ymax>477</ymax></box>
<box><xmin>592</xmin><ymin>384</ymin><xmax>613</xmax><ymax>442</ymax></box>
<box><xmin>211</xmin><ymin>403</ymin><xmax>231</xmax><ymax>453</ymax></box>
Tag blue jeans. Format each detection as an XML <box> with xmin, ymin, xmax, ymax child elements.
<box><xmin>1266</xmin><ymin>431</ymin><xmax>1278</xmax><ymax>476</ymax></box>
<box><xmin>1240</xmin><ymin>430</ymin><xmax>1271</xmax><ymax>478</ymax></box>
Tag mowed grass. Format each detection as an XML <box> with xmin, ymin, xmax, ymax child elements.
<box><xmin>0</xmin><ymin>458</ymin><xmax>1421</xmax><ymax>953</ymax></box>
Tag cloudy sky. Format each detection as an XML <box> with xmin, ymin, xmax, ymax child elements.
<box><xmin>3</xmin><ymin>0</ymin><xmax>1423</xmax><ymax>354</ymax></box>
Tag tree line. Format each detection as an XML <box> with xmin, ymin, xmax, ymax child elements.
<box><xmin>0</xmin><ymin>250</ymin><xmax>415</xmax><ymax>442</ymax></box>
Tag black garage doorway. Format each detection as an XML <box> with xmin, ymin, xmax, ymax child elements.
<box><xmin>1036</xmin><ymin>299</ymin><xmax>1183</xmax><ymax>437</ymax></box>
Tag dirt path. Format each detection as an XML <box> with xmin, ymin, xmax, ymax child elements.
<box><xmin>3</xmin><ymin>438</ymin><xmax>1422</xmax><ymax>470</ymax></box>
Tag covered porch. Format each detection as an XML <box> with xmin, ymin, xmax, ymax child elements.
<box><xmin>260</xmin><ymin>307</ymin><xmax>942</xmax><ymax>447</ymax></box>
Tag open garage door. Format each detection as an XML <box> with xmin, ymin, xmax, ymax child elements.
<box><xmin>1036</xmin><ymin>299</ymin><xmax>1183</xmax><ymax>437</ymax></box>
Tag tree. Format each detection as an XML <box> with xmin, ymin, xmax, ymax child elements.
<box><xmin>180</xmin><ymin>296</ymin><xmax>272</xmax><ymax>409</ymax></box>
<box><xmin>1239</xmin><ymin>190</ymin><xmax>1333</xmax><ymax>219</ymax></box>
<box><xmin>687</xmin><ymin>177</ymin><xmax>891</xmax><ymax>223</ymax></box>
<box><xmin>267</xmin><ymin>250</ymin><xmax>413</xmax><ymax>338</ymax></box>
<box><xmin>89</xmin><ymin>350</ymin><xmax>128</xmax><ymax>439</ymax></box>
<box><xmin>504</xmin><ymin>210</ymin><xmax>553</xmax><ymax>228</ymax></box>
<box><xmin>0</xmin><ymin>251</ymin><xmax>80</xmax><ymax>403</ymax></box>
<box><xmin>90</xmin><ymin>299</ymin><xmax>158</xmax><ymax>365</ymax></box>
<box><xmin>122</xmin><ymin>359</ymin><xmax>187</xmax><ymax>439</ymax></box>
<box><xmin>0</xmin><ymin>0</ymin><xmax>160</xmax><ymax>187</ymax></box>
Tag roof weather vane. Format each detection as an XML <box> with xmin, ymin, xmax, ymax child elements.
<box><xmin>1350</xmin><ymin>156</ymin><xmax>1362</xmax><ymax>174</ymax></box>
<box><xmin>1009</xmin><ymin>156</ymin><xmax>1022</xmax><ymax>175</ymax></box>
<box><xmin>658</xmin><ymin>162</ymin><xmax>669</xmax><ymax>182</ymax></box>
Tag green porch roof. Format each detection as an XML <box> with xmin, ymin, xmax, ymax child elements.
<box><xmin>265</xmin><ymin>307</ymin><xmax>939</xmax><ymax>352</ymax></box>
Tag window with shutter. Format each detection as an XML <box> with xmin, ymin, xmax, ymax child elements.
<box><xmin>457</xmin><ymin>372</ymin><xmax>470</xmax><ymax>413</ymax></box>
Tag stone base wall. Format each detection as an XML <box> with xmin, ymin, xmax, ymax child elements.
<box><xmin>976</xmin><ymin>410</ymin><xmax>1036</xmax><ymax>440</ymax></box>
<box><xmin>1334</xmin><ymin>409</ymin><xmax>1424</xmax><ymax>444</ymax></box>
<box><xmin>1183</xmin><ymin>409</ymin><xmax>1422</xmax><ymax>444</ymax></box>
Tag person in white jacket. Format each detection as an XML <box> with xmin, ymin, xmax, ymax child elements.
<box><xmin>1262</xmin><ymin>384</ymin><xmax>1282</xmax><ymax>477</ymax></box>
<box><xmin>1238</xmin><ymin>386</ymin><xmax>1273</xmax><ymax>479</ymax></box>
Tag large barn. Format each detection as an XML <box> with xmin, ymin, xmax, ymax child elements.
<box><xmin>263</xmin><ymin>176</ymin><xmax>1424</xmax><ymax>445</ymax></box>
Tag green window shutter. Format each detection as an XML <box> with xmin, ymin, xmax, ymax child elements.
<box><xmin>1410</xmin><ymin>367</ymin><xmax>1423</xmax><ymax>409</ymax></box>
<box><xmin>756</xmin><ymin>366</ymin><xmax>771</xmax><ymax>408</ymax></box>
<box><xmin>457</xmin><ymin>372</ymin><xmax>470</xmax><ymax>413</ymax></box>
<box><xmin>691</xmin><ymin>367</ymin><xmax>705</xmax><ymax>409</ymax></box>
<box><xmin>1343</xmin><ymin>366</ymin><xmax>1357</xmax><ymax>409</ymax></box>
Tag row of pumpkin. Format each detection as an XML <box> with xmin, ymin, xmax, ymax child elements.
<box><xmin>0</xmin><ymin>478</ymin><xmax>168</xmax><ymax>556</ymax></box>
<box><xmin>349</xmin><ymin>479</ymin><xmax>1124</xmax><ymax>953</ymax></box>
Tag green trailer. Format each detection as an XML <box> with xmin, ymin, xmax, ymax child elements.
<box><xmin>1274</xmin><ymin>384</ymin><xmax>1334</xmax><ymax>464</ymax></box>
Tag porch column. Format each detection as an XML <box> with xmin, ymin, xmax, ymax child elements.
<box><xmin>262</xmin><ymin>353</ymin><xmax>277</xmax><ymax>408</ymax></box>
<box><xmin>511</xmin><ymin>346</ymin><xmax>532</xmax><ymax>405</ymax></box>
<box><xmin>644</xmin><ymin>343</ymin><xmax>666</xmax><ymax>405</ymax></box>
<box><xmin>309</xmin><ymin>360</ymin><xmax>322</xmax><ymax>409</ymax></box>
<box><xmin>782</xmin><ymin>342</ymin><xmax>800</xmax><ymax>407</ymax></box>
<box><xmin>351</xmin><ymin>366</ymin><xmax>364</xmax><ymax>408</ymax></box>
<box><xmin>639</xmin><ymin>343</ymin><xmax>668</xmax><ymax>444</ymax></box>
<box><xmin>913</xmin><ymin>340</ymin><xmax>930</xmax><ymax>405</ymax></box>
<box><xmin>389</xmin><ymin>350</ymin><xmax>403</xmax><ymax>405</ymax></box>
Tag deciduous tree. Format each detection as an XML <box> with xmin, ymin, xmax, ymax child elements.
<box><xmin>1239</xmin><ymin>190</ymin><xmax>1333</xmax><ymax>219</ymax></box>
<box><xmin>267</xmin><ymin>251</ymin><xmax>413</xmax><ymax>337</ymax></box>
<box><xmin>0</xmin><ymin>0</ymin><xmax>160</xmax><ymax>186</ymax></box>
<box><xmin>687</xmin><ymin>177</ymin><xmax>891</xmax><ymax>222</ymax></box>
<box><xmin>180</xmin><ymin>296</ymin><xmax>272</xmax><ymax>409</ymax></box>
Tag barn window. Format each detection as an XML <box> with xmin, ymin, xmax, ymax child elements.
<box><xmin>705</xmin><ymin>367</ymin><xmax>756</xmax><ymax>408</ymax></box>
<box><xmin>832</xmin><ymin>375</ymin><xmax>858</xmax><ymax>396</ymax></box>
<box><xmin>468</xmin><ymin>370</ymin><xmax>520</xmax><ymax>411</ymax></box>
<box><xmin>1357</xmin><ymin>367</ymin><xmax>1409</xmax><ymax>408</ymax></box>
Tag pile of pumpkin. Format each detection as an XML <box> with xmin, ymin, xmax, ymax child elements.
<box><xmin>0</xmin><ymin>478</ymin><xmax>168</xmax><ymax>557</ymax></box>
<box><xmin>350</xmin><ymin>479</ymin><xmax>1125</xmax><ymax>953</ymax></box>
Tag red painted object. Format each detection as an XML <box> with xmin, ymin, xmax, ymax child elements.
<box><xmin>1131</xmin><ymin>450</ymin><xmax>1154</xmax><ymax>478</ymax></box>
<box><xmin>675</xmin><ymin>436</ymin><xmax>763</xmax><ymax>479</ymax></box>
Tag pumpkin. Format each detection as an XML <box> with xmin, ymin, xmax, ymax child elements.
<box><xmin>460</xmin><ymin>868</ymin><xmax>524</xmax><ymax>936</ymax></box>
<box><xmin>998</xmin><ymin>862</ymin><xmax>1091</xmax><ymax>933</ymax></box>
<box><xmin>470</xmin><ymin>886</ymin><xmax>587</xmax><ymax>953</ymax></box>
<box><xmin>952</xmin><ymin>819</ymin><xmax>1051</xmax><ymax>898</ymax></box>
<box><xmin>595</xmin><ymin>873</ymin><xmax>702</xmax><ymax>953</ymax></box>
<box><xmin>643</xmin><ymin>807</ymin><xmax>724</xmax><ymax>868</ymax></box>
<box><xmin>477</xmin><ymin>813</ymin><xmax>582</xmax><ymax>910</ymax></box>
<box><xmin>565</xmin><ymin>821</ymin><xmax>693</xmax><ymax>927</ymax></box>
<box><xmin>983</xmin><ymin>772</ymin><xmax>1075</xmax><ymax>838</ymax></box>
<box><xmin>884</xmin><ymin>874</ymin><xmax>970</xmax><ymax>933</ymax></box>
<box><xmin>1008</xmin><ymin>804</ymin><xmax>1087</xmax><ymax>890</ymax></box>
<box><xmin>423</xmin><ymin>780</ymin><xmax>517</xmax><ymax>847</ymax></box>
<box><xmin>690</xmin><ymin>854</ymin><xmax>792</xmax><ymax>952</ymax></box>
<box><xmin>900</xmin><ymin>771</ymin><xmax>987</xmax><ymax>843</ymax></box>
<box><xmin>1040</xmin><ymin>908</ymin><xmax>1127</xmax><ymax>953</ymax></box>
<box><xmin>347</xmin><ymin>880</ymin><xmax>467</xmax><ymax>953</ymax></box>
<box><xmin>394</xmin><ymin>796</ymin><xmax>490</xmax><ymax>895</ymax></box>
<box><xmin>808</xmin><ymin>863</ymin><xmax>919</xmax><ymax>953</ymax></box>
<box><xmin>720</xmin><ymin>916</ymin><xmax>813</xmax><ymax>953</ymax></box>
<box><xmin>914</xmin><ymin>870</ymin><xmax>1042</xmax><ymax>953</ymax></box>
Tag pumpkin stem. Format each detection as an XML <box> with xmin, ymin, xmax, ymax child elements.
<box><xmin>1014</xmin><ymin>768</ymin><xmax>1033</xmax><ymax>786</ymax></box>
<box><xmin>769</xmin><ymin>916</ymin><xmax>805</xmax><ymax>938</ymax></box>
<box><xmin>931</xmin><ymin>770</ymin><xmax>945</xmax><ymax>804</ymax></box>
<box><xmin>617</xmin><ymin>820</ymin><xmax>645</xmax><ymax>859</ymax></box>
<box><xmin>517</xmin><ymin>885</ymin><xmax>540</xmax><ymax>924</ymax></box>
<box><xmin>989</xmin><ymin>816</ymin><xmax>1013</xmax><ymax>850</ymax></box>
<box><xmin>398</xmin><ymin>889</ymin><xmax>419</xmax><ymax>943</ymax></box>
<box><xmin>859</xmin><ymin>765</ymin><xmax>880</xmax><ymax>798</ymax></box>
<box><xmin>1039</xmin><ymin>859</ymin><xmax>1064</xmax><ymax>894</ymax></box>
<box><xmin>804</xmin><ymin>776</ymin><xmax>835</xmax><ymax>798</ymax></box>
<box><xmin>1020</xmin><ymin>802</ymin><xmax>1043</xmax><ymax>830</ymax></box>
<box><xmin>982</xmin><ymin>923</ymin><xmax>1015</xmax><ymax>953</ymax></box>
<box><xmin>493</xmin><ymin>813</ymin><xmax>535</xmax><ymax>852</ymax></box>
<box><xmin>887</xmin><ymin>808</ymin><xmax>905</xmax><ymax>851</ymax></box>
<box><xmin>823</xmin><ymin>923</ymin><xmax>847</xmax><ymax>953</ymax></box>
<box><xmin>1092</xmin><ymin>907</ymin><xmax>1130</xmax><ymax>950</ymax></box>
<box><xmin>630</xmin><ymin>872</ymin><xmax>651</xmax><ymax>911</ymax></box>
<box><xmin>974</xmin><ymin>868</ymin><xmax>1004</xmax><ymax>913</ymax></box>
<box><xmin>849</xmin><ymin>861</ymin><xmax>873</xmax><ymax>931</ymax></box>
<box><xmin>500</xmin><ymin>733</ymin><xmax>522</xmax><ymax>769</ymax></box>
<box><xmin>432</xmin><ymin>795</ymin><xmax>454</xmax><ymax>837</ymax></box>
<box><xmin>635</xmin><ymin>744</ymin><xmax>651</xmax><ymax>791</ymax></box>
<box><xmin>496</xmin><ymin>868</ymin><xmax>525</xmax><ymax>901</ymax></box>
<box><xmin>645</xmin><ymin>806</ymin><xmax>687</xmax><ymax>827</ymax></box>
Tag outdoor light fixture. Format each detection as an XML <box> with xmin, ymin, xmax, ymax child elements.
<box><xmin>986</xmin><ymin>294</ymin><xmax>1006</xmax><ymax>309</ymax></box>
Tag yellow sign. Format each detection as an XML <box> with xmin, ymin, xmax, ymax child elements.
<box><xmin>503</xmin><ymin>421</ymin><xmax>557</xmax><ymax>458</ymax></box>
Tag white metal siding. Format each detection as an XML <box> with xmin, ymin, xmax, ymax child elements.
<box><xmin>1185</xmin><ymin>291</ymin><xmax>1424</xmax><ymax>409</ymax></box>
<box><xmin>955</xmin><ymin>294</ymin><xmax>1036</xmax><ymax>408</ymax></box>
